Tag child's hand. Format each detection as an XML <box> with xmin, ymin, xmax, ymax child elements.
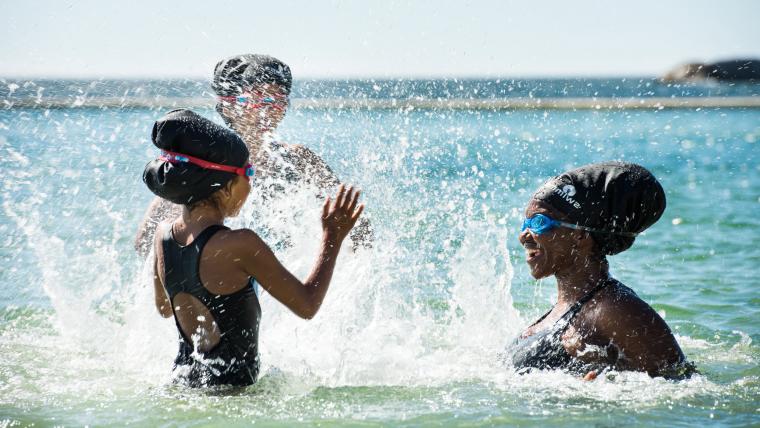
<box><xmin>322</xmin><ymin>185</ymin><xmax>364</xmax><ymax>244</ymax></box>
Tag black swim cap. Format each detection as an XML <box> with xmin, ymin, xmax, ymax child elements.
<box><xmin>212</xmin><ymin>54</ymin><xmax>292</xmax><ymax>96</ymax></box>
<box><xmin>531</xmin><ymin>161</ymin><xmax>666</xmax><ymax>255</ymax></box>
<box><xmin>143</xmin><ymin>109</ymin><xmax>249</xmax><ymax>205</ymax></box>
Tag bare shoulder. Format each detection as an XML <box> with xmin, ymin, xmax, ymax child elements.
<box><xmin>286</xmin><ymin>143</ymin><xmax>320</xmax><ymax>161</ymax></box>
<box><xmin>583</xmin><ymin>282</ymin><xmax>658</xmax><ymax>322</ymax></box>
<box><xmin>602</xmin><ymin>282</ymin><xmax>659</xmax><ymax>317</ymax></box>
<box><xmin>201</xmin><ymin>227</ymin><xmax>279</xmax><ymax>281</ymax></box>
<box><xmin>288</xmin><ymin>143</ymin><xmax>332</xmax><ymax>162</ymax></box>
<box><xmin>278</xmin><ymin>143</ymin><xmax>339</xmax><ymax>188</ymax></box>
<box><xmin>204</xmin><ymin>228</ymin><xmax>269</xmax><ymax>256</ymax></box>
<box><xmin>579</xmin><ymin>281</ymin><xmax>674</xmax><ymax>343</ymax></box>
<box><xmin>593</xmin><ymin>281</ymin><xmax>641</xmax><ymax>306</ymax></box>
<box><xmin>269</xmin><ymin>141</ymin><xmax>314</xmax><ymax>165</ymax></box>
<box><xmin>286</xmin><ymin>143</ymin><xmax>306</xmax><ymax>152</ymax></box>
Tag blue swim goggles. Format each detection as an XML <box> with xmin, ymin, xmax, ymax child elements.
<box><xmin>521</xmin><ymin>213</ymin><xmax>637</xmax><ymax>236</ymax></box>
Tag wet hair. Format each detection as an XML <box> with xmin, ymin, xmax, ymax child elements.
<box><xmin>212</xmin><ymin>54</ymin><xmax>292</xmax><ymax>96</ymax></box>
<box><xmin>531</xmin><ymin>161</ymin><xmax>666</xmax><ymax>255</ymax></box>
<box><xmin>143</xmin><ymin>109</ymin><xmax>249</xmax><ymax>205</ymax></box>
<box><xmin>212</xmin><ymin>54</ymin><xmax>292</xmax><ymax>126</ymax></box>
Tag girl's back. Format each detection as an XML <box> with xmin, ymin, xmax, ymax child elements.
<box><xmin>155</xmin><ymin>222</ymin><xmax>261</xmax><ymax>387</ymax></box>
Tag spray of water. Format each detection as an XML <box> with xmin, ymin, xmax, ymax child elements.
<box><xmin>0</xmin><ymin>111</ymin><xmax>743</xmax><ymax>425</ymax></box>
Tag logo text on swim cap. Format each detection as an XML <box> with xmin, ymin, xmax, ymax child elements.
<box><xmin>552</xmin><ymin>184</ymin><xmax>581</xmax><ymax>209</ymax></box>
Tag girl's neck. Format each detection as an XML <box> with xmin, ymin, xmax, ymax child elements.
<box><xmin>176</xmin><ymin>205</ymin><xmax>225</xmax><ymax>235</ymax></box>
<box><xmin>554</xmin><ymin>257</ymin><xmax>609</xmax><ymax>306</ymax></box>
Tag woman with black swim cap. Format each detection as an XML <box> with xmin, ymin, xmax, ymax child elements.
<box><xmin>143</xmin><ymin>109</ymin><xmax>364</xmax><ymax>387</ymax></box>
<box><xmin>510</xmin><ymin>161</ymin><xmax>694</xmax><ymax>379</ymax></box>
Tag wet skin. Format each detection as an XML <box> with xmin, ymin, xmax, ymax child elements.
<box><xmin>519</xmin><ymin>200</ymin><xmax>583</xmax><ymax>281</ymax></box>
<box><xmin>517</xmin><ymin>200</ymin><xmax>688</xmax><ymax>377</ymax></box>
<box><xmin>135</xmin><ymin>84</ymin><xmax>373</xmax><ymax>257</ymax></box>
<box><xmin>154</xmin><ymin>180</ymin><xmax>365</xmax><ymax>353</ymax></box>
<box><xmin>220</xmin><ymin>83</ymin><xmax>289</xmax><ymax>136</ymax></box>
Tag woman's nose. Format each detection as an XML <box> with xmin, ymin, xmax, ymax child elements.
<box><xmin>518</xmin><ymin>227</ymin><xmax>531</xmax><ymax>244</ymax></box>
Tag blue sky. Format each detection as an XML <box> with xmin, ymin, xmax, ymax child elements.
<box><xmin>2</xmin><ymin>0</ymin><xmax>759</xmax><ymax>78</ymax></box>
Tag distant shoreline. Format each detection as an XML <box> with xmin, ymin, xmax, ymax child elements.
<box><xmin>5</xmin><ymin>96</ymin><xmax>760</xmax><ymax>110</ymax></box>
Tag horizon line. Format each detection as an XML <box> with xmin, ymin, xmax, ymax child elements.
<box><xmin>7</xmin><ymin>96</ymin><xmax>760</xmax><ymax>110</ymax></box>
<box><xmin>1</xmin><ymin>73</ymin><xmax>664</xmax><ymax>81</ymax></box>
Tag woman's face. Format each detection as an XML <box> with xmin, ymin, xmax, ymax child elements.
<box><xmin>518</xmin><ymin>200</ymin><xmax>580</xmax><ymax>279</ymax></box>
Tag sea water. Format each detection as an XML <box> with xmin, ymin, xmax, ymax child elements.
<box><xmin>0</xmin><ymin>79</ymin><xmax>759</xmax><ymax>426</ymax></box>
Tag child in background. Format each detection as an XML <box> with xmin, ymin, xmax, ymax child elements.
<box><xmin>135</xmin><ymin>54</ymin><xmax>372</xmax><ymax>257</ymax></box>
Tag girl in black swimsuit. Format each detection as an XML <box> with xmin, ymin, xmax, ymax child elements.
<box><xmin>509</xmin><ymin>162</ymin><xmax>694</xmax><ymax>379</ymax></box>
<box><xmin>143</xmin><ymin>109</ymin><xmax>364</xmax><ymax>387</ymax></box>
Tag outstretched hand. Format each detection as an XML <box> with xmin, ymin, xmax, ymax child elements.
<box><xmin>322</xmin><ymin>185</ymin><xmax>364</xmax><ymax>244</ymax></box>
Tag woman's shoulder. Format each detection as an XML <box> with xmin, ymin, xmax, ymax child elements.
<box><xmin>581</xmin><ymin>279</ymin><xmax>661</xmax><ymax>326</ymax></box>
<box><xmin>583</xmin><ymin>279</ymin><xmax>686</xmax><ymax>375</ymax></box>
<box><xmin>585</xmin><ymin>279</ymin><xmax>672</xmax><ymax>337</ymax></box>
<box><xmin>597</xmin><ymin>279</ymin><xmax>647</xmax><ymax>307</ymax></box>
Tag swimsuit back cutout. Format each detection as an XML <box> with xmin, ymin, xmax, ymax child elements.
<box><xmin>510</xmin><ymin>279</ymin><xmax>614</xmax><ymax>372</ymax></box>
<box><xmin>161</xmin><ymin>224</ymin><xmax>261</xmax><ymax>387</ymax></box>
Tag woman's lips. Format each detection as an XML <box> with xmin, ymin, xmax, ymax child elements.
<box><xmin>525</xmin><ymin>247</ymin><xmax>542</xmax><ymax>265</ymax></box>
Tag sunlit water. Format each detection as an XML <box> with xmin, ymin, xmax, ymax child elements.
<box><xmin>1</xmin><ymin>85</ymin><xmax>759</xmax><ymax>426</ymax></box>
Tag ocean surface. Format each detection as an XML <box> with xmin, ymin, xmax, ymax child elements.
<box><xmin>1</xmin><ymin>79</ymin><xmax>759</xmax><ymax>427</ymax></box>
<box><xmin>3</xmin><ymin>76</ymin><xmax>760</xmax><ymax>102</ymax></box>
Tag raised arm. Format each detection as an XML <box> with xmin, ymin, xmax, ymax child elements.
<box><xmin>237</xmin><ymin>185</ymin><xmax>363</xmax><ymax>319</ymax></box>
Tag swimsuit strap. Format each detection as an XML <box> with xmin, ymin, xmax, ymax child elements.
<box><xmin>553</xmin><ymin>278</ymin><xmax>614</xmax><ymax>335</ymax></box>
<box><xmin>161</xmin><ymin>223</ymin><xmax>229</xmax><ymax>301</ymax></box>
<box><xmin>511</xmin><ymin>278</ymin><xmax>616</xmax><ymax>371</ymax></box>
<box><xmin>525</xmin><ymin>278</ymin><xmax>614</xmax><ymax>333</ymax></box>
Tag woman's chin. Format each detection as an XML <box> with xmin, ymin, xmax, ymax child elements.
<box><xmin>526</xmin><ymin>250</ymin><xmax>556</xmax><ymax>279</ymax></box>
<box><xmin>530</xmin><ymin>271</ymin><xmax>549</xmax><ymax>280</ymax></box>
<box><xmin>527</xmin><ymin>263</ymin><xmax>552</xmax><ymax>280</ymax></box>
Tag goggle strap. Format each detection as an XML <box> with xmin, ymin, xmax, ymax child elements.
<box><xmin>160</xmin><ymin>150</ymin><xmax>253</xmax><ymax>177</ymax></box>
<box><xmin>218</xmin><ymin>95</ymin><xmax>285</xmax><ymax>108</ymax></box>
<box><xmin>555</xmin><ymin>220</ymin><xmax>638</xmax><ymax>237</ymax></box>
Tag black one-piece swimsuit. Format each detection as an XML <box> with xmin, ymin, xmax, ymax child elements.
<box><xmin>509</xmin><ymin>280</ymin><xmax>614</xmax><ymax>372</ymax></box>
<box><xmin>161</xmin><ymin>224</ymin><xmax>262</xmax><ymax>387</ymax></box>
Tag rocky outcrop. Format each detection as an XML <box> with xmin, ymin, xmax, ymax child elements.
<box><xmin>661</xmin><ymin>59</ymin><xmax>760</xmax><ymax>82</ymax></box>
